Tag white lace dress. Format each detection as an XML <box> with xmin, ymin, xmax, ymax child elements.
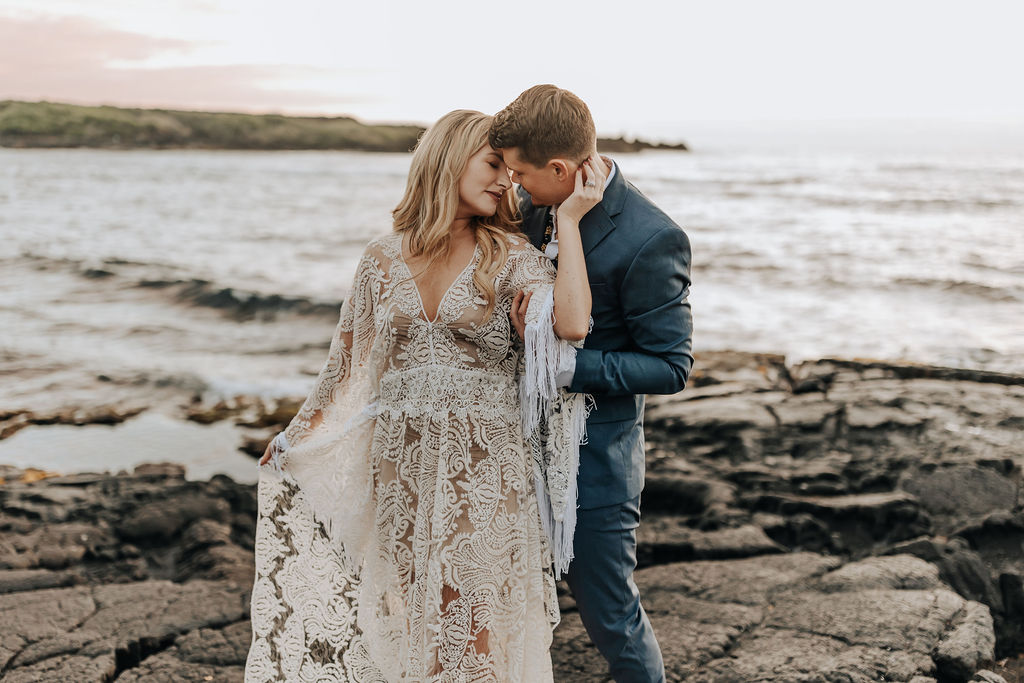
<box><xmin>245</xmin><ymin>232</ymin><xmax>586</xmax><ymax>682</ymax></box>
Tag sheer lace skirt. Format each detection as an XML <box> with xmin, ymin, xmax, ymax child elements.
<box><xmin>246</xmin><ymin>471</ymin><xmax>385</xmax><ymax>682</ymax></box>
<box><xmin>246</xmin><ymin>371</ymin><xmax>558</xmax><ymax>682</ymax></box>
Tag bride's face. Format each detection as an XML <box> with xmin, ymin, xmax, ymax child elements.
<box><xmin>456</xmin><ymin>145</ymin><xmax>512</xmax><ymax>219</ymax></box>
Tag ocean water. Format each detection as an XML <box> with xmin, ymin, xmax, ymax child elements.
<box><xmin>0</xmin><ymin>132</ymin><xmax>1022</xmax><ymax>476</ymax></box>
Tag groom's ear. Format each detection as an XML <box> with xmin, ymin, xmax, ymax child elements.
<box><xmin>549</xmin><ymin>159</ymin><xmax>571</xmax><ymax>182</ymax></box>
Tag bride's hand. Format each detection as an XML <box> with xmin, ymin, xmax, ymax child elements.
<box><xmin>510</xmin><ymin>289</ymin><xmax>532</xmax><ymax>340</ymax></box>
<box><xmin>556</xmin><ymin>157</ymin><xmax>606</xmax><ymax>225</ymax></box>
<box><xmin>259</xmin><ymin>443</ymin><xmax>273</xmax><ymax>466</ymax></box>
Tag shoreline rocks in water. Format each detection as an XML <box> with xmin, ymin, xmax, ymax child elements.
<box><xmin>1</xmin><ymin>351</ymin><xmax>1022</xmax><ymax>681</ymax></box>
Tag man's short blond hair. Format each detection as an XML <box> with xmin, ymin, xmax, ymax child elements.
<box><xmin>489</xmin><ymin>84</ymin><xmax>596</xmax><ymax>167</ymax></box>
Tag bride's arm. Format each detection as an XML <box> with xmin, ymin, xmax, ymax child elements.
<box><xmin>550</xmin><ymin>158</ymin><xmax>603</xmax><ymax>340</ymax></box>
<box><xmin>258</xmin><ymin>318</ymin><xmax>353</xmax><ymax>469</ymax></box>
<box><xmin>506</xmin><ymin>158</ymin><xmax>605</xmax><ymax>576</ymax></box>
<box><xmin>510</xmin><ymin>156</ymin><xmax>605</xmax><ymax>341</ymax></box>
<box><xmin>258</xmin><ymin>324</ymin><xmax>353</xmax><ymax>467</ymax></box>
<box><xmin>258</xmin><ymin>248</ymin><xmax>375</xmax><ymax>468</ymax></box>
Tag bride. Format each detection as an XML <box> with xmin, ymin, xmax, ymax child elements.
<box><xmin>245</xmin><ymin>109</ymin><xmax>605</xmax><ymax>681</ymax></box>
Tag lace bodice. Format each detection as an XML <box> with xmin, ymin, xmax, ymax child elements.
<box><xmin>383</xmin><ymin>233</ymin><xmax>552</xmax><ymax>369</ymax></box>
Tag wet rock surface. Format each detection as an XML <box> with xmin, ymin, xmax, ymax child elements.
<box><xmin>0</xmin><ymin>351</ymin><xmax>1021</xmax><ymax>681</ymax></box>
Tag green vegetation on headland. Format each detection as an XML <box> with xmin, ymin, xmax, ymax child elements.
<box><xmin>0</xmin><ymin>100</ymin><xmax>688</xmax><ymax>152</ymax></box>
<box><xmin>0</xmin><ymin>101</ymin><xmax>424</xmax><ymax>151</ymax></box>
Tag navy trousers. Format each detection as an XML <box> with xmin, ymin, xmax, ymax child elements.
<box><xmin>564</xmin><ymin>496</ymin><xmax>665</xmax><ymax>683</ymax></box>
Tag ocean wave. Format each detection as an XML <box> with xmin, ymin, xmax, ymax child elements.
<box><xmin>962</xmin><ymin>256</ymin><xmax>1024</xmax><ymax>275</ymax></box>
<box><xmin>877</xmin><ymin>162</ymin><xmax>1024</xmax><ymax>179</ymax></box>
<box><xmin>746</xmin><ymin>175</ymin><xmax>816</xmax><ymax>187</ymax></box>
<box><xmin>699</xmin><ymin>260</ymin><xmax>784</xmax><ymax>274</ymax></box>
<box><xmin>875</xmin><ymin>163</ymin><xmax>943</xmax><ymax>173</ymax></box>
<box><xmin>892</xmin><ymin>277</ymin><xmax>1021</xmax><ymax>303</ymax></box>
<box><xmin>785</xmin><ymin>194</ymin><xmax>1019</xmax><ymax>213</ymax></box>
<box><xmin>237</xmin><ymin>342</ymin><xmax>332</xmax><ymax>355</ymax></box>
<box><xmin>134</xmin><ymin>279</ymin><xmax>342</xmax><ymax>320</ymax></box>
<box><xmin>101</xmin><ymin>257</ymin><xmax>163</xmax><ymax>268</ymax></box>
<box><xmin>681</xmin><ymin>184</ymin><xmax>1018</xmax><ymax>212</ymax></box>
<box><xmin>14</xmin><ymin>252</ymin><xmax>170</xmax><ymax>274</ymax></box>
<box><xmin>7</xmin><ymin>254</ymin><xmax>343</xmax><ymax>321</ymax></box>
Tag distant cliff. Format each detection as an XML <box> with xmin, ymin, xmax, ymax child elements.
<box><xmin>0</xmin><ymin>101</ymin><xmax>424</xmax><ymax>151</ymax></box>
<box><xmin>596</xmin><ymin>136</ymin><xmax>688</xmax><ymax>153</ymax></box>
<box><xmin>0</xmin><ymin>101</ymin><xmax>688</xmax><ymax>152</ymax></box>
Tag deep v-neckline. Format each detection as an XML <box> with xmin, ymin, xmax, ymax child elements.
<box><xmin>398</xmin><ymin>241</ymin><xmax>479</xmax><ymax>324</ymax></box>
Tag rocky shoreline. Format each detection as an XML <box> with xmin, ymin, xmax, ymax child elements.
<box><xmin>1</xmin><ymin>351</ymin><xmax>1022</xmax><ymax>681</ymax></box>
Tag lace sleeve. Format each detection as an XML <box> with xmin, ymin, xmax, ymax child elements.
<box><xmin>262</xmin><ymin>274</ymin><xmax>357</xmax><ymax>474</ymax></box>
<box><xmin>262</xmin><ymin>246</ymin><xmax>386</xmax><ymax>565</ymax></box>
<box><xmin>506</xmin><ymin>238</ymin><xmax>556</xmax><ymax>296</ymax></box>
<box><xmin>509</xmin><ymin>240</ymin><xmax>583</xmax><ymax>427</ymax></box>
<box><xmin>508</xmin><ymin>240</ymin><xmax>590</xmax><ymax>578</ymax></box>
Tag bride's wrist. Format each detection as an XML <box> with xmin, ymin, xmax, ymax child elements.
<box><xmin>555</xmin><ymin>209</ymin><xmax>582</xmax><ymax>227</ymax></box>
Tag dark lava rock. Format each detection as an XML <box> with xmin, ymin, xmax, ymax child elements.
<box><xmin>1</xmin><ymin>352</ymin><xmax>1020</xmax><ymax>681</ymax></box>
<box><xmin>554</xmin><ymin>554</ymin><xmax>996</xmax><ymax>682</ymax></box>
<box><xmin>748</xmin><ymin>490</ymin><xmax>929</xmax><ymax>553</ymax></box>
<box><xmin>902</xmin><ymin>465</ymin><xmax>1019</xmax><ymax>534</ymax></box>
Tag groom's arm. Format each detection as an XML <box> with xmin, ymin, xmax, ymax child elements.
<box><xmin>568</xmin><ymin>224</ymin><xmax>693</xmax><ymax>396</ymax></box>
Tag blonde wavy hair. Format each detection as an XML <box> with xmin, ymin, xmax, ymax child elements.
<box><xmin>392</xmin><ymin>110</ymin><xmax>519</xmax><ymax>319</ymax></box>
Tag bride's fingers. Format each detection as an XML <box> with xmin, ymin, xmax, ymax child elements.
<box><xmin>585</xmin><ymin>160</ymin><xmax>606</xmax><ymax>200</ymax></box>
<box><xmin>517</xmin><ymin>291</ymin><xmax>531</xmax><ymax>322</ymax></box>
<box><xmin>583</xmin><ymin>156</ymin><xmax>606</xmax><ymax>190</ymax></box>
<box><xmin>510</xmin><ymin>291</ymin><xmax>525</xmax><ymax>326</ymax></box>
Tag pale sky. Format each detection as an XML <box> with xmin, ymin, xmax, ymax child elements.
<box><xmin>2</xmin><ymin>0</ymin><xmax>1023</xmax><ymax>141</ymax></box>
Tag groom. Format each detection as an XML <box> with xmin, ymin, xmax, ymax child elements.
<box><xmin>489</xmin><ymin>87</ymin><xmax>692</xmax><ymax>683</ymax></box>
<box><xmin>491</xmin><ymin>85</ymin><xmax>693</xmax><ymax>682</ymax></box>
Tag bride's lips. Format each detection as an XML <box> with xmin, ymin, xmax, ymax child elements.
<box><xmin>486</xmin><ymin>190</ymin><xmax>503</xmax><ymax>202</ymax></box>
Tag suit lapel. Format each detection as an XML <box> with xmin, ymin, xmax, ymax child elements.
<box><xmin>579</xmin><ymin>161</ymin><xmax>628</xmax><ymax>254</ymax></box>
<box><xmin>579</xmin><ymin>205</ymin><xmax>615</xmax><ymax>255</ymax></box>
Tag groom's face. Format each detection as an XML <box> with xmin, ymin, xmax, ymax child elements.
<box><xmin>500</xmin><ymin>147</ymin><xmax>576</xmax><ymax>207</ymax></box>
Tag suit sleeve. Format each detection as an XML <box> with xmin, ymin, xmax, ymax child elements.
<box><xmin>568</xmin><ymin>225</ymin><xmax>693</xmax><ymax>396</ymax></box>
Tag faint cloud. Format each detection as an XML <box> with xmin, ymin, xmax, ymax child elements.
<box><xmin>0</xmin><ymin>13</ymin><xmax>373</xmax><ymax>113</ymax></box>
<box><xmin>178</xmin><ymin>0</ymin><xmax>225</xmax><ymax>11</ymax></box>
<box><xmin>0</xmin><ymin>13</ymin><xmax>190</xmax><ymax>68</ymax></box>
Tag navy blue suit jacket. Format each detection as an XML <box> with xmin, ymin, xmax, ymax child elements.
<box><xmin>519</xmin><ymin>164</ymin><xmax>693</xmax><ymax>509</ymax></box>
